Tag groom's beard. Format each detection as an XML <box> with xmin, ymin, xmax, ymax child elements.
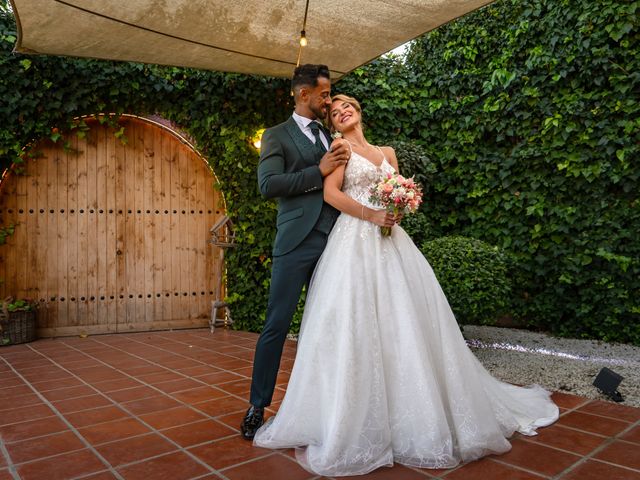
<box><xmin>310</xmin><ymin>104</ymin><xmax>327</xmax><ymax>121</ymax></box>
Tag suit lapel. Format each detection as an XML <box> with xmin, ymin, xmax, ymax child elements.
<box><xmin>284</xmin><ymin>117</ymin><xmax>328</xmax><ymax>165</ymax></box>
<box><xmin>284</xmin><ymin>117</ymin><xmax>315</xmax><ymax>162</ymax></box>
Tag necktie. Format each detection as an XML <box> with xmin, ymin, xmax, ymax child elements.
<box><xmin>309</xmin><ymin>122</ymin><xmax>327</xmax><ymax>155</ymax></box>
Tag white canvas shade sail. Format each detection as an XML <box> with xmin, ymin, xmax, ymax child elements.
<box><xmin>10</xmin><ymin>0</ymin><xmax>494</xmax><ymax>79</ymax></box>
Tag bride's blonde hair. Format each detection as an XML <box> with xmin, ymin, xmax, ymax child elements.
<box><xmin>328</xmin><ymin>94</ymin><xmax>362</xmax><ymax>133</ymax></box>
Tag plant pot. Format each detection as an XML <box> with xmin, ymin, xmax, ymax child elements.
<box><xmin>0</xmin><ymin>310</ymin><xmax>37</xmax><ymax>345</ymax></box>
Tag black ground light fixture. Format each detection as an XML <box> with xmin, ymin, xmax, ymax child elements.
<box><xmin>593</xmin><ymin>367</ymin><xmax>624</xmax><ymax>402</ymax></box>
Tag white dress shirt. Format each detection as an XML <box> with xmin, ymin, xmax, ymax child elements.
<box><xmin>292</xmin><ymin>111</ymin><xmax>330</xmax><ymax>151</ymax></box>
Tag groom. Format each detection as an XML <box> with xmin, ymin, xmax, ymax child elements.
<box><xmin>241</xmin><ymin>64</ymin><xmax>350</xmax><ymax>439</ymax></box>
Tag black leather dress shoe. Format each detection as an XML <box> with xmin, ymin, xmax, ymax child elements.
<box><xmin>240</xmin><ymin>405</ymin><xmax>264</xmax><ymax>440</ymax></box>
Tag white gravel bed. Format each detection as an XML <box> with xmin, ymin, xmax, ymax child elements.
<box><xmin>463</xmin><ymin>325</ymin><xmax>640</xmax><ymax>408</ymax></box>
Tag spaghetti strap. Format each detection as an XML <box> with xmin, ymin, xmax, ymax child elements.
<box><xmin>375</xmin><ymin>145</ymin><xmax>386</xmax><ymax>161</ymax></box>
<box><xmin>341</xmin><ymin>138</ymin><xmax>354</xmax><ymax>157</ymax></box>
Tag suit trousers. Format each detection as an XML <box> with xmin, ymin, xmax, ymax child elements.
<box><xmin>250</xmin><ymin>228</ymin><xmax>329</xmax><ymax>407</ymax></box>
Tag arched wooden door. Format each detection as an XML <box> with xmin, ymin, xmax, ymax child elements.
<box><xmin>0</xmin><ymin>116</ymin><xmax>225</xmax><ymax>336</ymax></box>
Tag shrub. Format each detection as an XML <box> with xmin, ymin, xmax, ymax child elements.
<box><xmin>400</xmin><ymin>211</ymin><xmax>439</xmax><ymax>249</ymax></box>
<box><xmin>420</xmin><ymin>236</ymin><xmax>512</xmax><ymax>325</ymax></box>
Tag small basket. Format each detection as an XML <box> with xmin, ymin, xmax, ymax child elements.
<box><xmin>0</xmin><ymin>309</ymin><xmax>37</xmax><ymax>345</ymax></box>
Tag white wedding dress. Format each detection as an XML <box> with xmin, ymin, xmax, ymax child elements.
<box><xmin>254</xmin><ymin>151</ymin><xmax>559</xmax><ymax>476</ymax></box>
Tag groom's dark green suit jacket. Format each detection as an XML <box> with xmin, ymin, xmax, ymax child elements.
<box><xmin>258</xmin><ymin>117</ymin><xmax>337</xmax><ymax>256</ymax></box>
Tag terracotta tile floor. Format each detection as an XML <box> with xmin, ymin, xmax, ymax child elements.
<box><xmin>1</xmin><ymin>328</ymin><xmax>639</xmax><ymax>480</ymax></box>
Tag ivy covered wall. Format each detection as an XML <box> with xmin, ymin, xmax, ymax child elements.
<box><xmin>0</xmin><ymin>5</ymin><xmax>292</xmax><ymax>334</ymax></box>
<box><xmin>1</xmin><ymin>0</ymin><xmax>639</xmax><ymax>344</ymax></box>
<box><xmin>337</xmin><ymin>0</ymin><xmax>640</xmax><ymax>343</ymax></box>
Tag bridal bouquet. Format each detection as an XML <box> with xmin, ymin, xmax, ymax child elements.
<box><xmin>369</xmin><ymin>172</ymin><xmax>423</xmax><ymax>236</ymax></box>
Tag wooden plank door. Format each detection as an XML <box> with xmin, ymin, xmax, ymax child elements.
<box><xmin>0</xmin><ymin>116</ymin><xmax>225</xmax><ymax>337</ymax></box>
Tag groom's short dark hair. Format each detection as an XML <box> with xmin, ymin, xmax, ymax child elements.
<box><xmin>291</xmin><ymin>64</ymin><xmax>330</xmax><ymax>94</ymax></box>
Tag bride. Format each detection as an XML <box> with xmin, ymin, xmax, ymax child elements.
<box><xmin>253</xmin><ymin>94</ymin><xmax>559</xmax><ymax>476</ymax></box>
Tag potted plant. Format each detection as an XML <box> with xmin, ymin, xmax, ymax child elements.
<box><xmin>1</xmin><ymin>297</ymin><xmax>38</xmax><ymax>345</ymax></box>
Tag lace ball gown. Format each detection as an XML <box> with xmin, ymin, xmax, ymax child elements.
<box><xmin>254</xmin><ymin>150</ymin><xmax>559</xmax><ymax>477</ymax></box>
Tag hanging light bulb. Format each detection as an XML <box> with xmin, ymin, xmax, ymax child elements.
<box><xmin>296</xmin><ymin>0</ymin><xmax>311</xmax><ymax>67</ymax></box>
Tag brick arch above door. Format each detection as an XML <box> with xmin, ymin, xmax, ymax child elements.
<box><xmin>0</xmin><ymin>115</ymin><xmax>225</xmax><ymax>337</ymax></box>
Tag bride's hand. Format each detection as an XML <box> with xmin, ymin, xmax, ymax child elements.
<box><xmin>366</xmin><ymin>209</ymin><xmax>395</xmax><ymax>227</ymax></box>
